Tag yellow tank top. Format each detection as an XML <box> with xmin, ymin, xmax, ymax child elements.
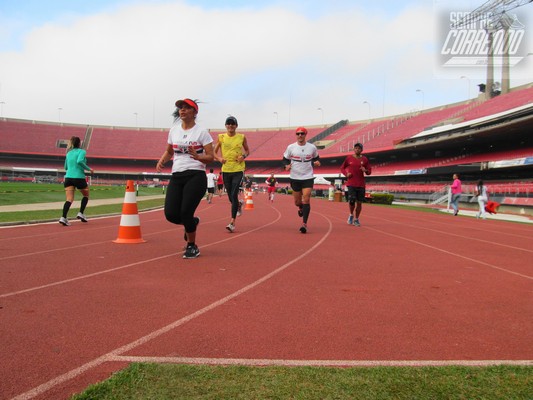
<box><xmin>218</xmin><ymin>133</ymin><xmax>246</xmax><ymax>173</ymax></box>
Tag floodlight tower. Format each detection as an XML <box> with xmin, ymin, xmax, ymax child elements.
<box><xmin>452</xmin><ymin>0</ymin><xmax>532</xmax><ymax>98</ymax></box>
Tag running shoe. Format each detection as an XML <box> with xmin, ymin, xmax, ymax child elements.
<box><xmin>183</xmin><ymin>217</ymin><xmax>200</xmax><ymax>241</ymax></box>
<box><xmin>299</xmin><ymin>224</ymin><xmax>307</xmax><ymax>234</ymax></box>
<box><xmin>347</xmin><ymin>215</ymin><xmax>354</xmax><ymax>225</ymax></box>
<box><xmin>354</xmin><ymin>218</ymin><xmax>361</xmax><ymax>227</ymax></box>
<box><xmin>59</xmin><ymin>217</ymin><xmax>70</xmax><ymax>226</ymax></box>
<box><xmin>237</xmin><ymin>200</ymin><xmax>243</xmax><ymax>216</ymax></box>
<box><xmin>183</xmin><ymin>244</ymin><xmax>200</xmax><ymax>259</ymax></box>
<box><xmin>76</xmin><ymin>212</ymin><xmax>88</xmax><ymax>222</ymax></box>
<box><xmin>226</xmin><ymin>223</ymin><xmax>235</xmax><ymax>233</ymax></box>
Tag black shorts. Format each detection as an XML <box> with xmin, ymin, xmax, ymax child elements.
<box><xmin>207</xmin><ymin>187</ymin><xmax>215</xmax><ymax>194</ymax></box>
<box><xmin>64</xmin><ymin>178</ymin><xmax>88</xmax><ymax>190</ymax></box>
<box><xmin>347</xmin><ymin>186</ymin><xmax>365</xmax><ymax>202</ymax></box>
<box><xmin>289</xmin><ymin>178</ymin><xmax>314</xmax><ymax>192</ymax></box>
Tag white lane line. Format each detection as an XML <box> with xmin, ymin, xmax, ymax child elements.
<box><xmin>0</xmin><ymin>213</ymin><xmax>279</xmax><ymax>298</ymax></box>
<box><xmin>369</xmin><ymin>214</ymin><xmax>533</xmax><ymax>253</ymax></box>
<box><xmin>0</xmin><ymin>215</ymin><xmax>227</xmax><ymax>261</ymax></box>
<box><xmin>11</xmin><ymin>213</ymin><xmax>333</xmax><ymax>400</ymax></box>
<box><xmin>320</xmin><ymin>211</ymin><xmax>532</xmax><ymax>280</ymax></box>
<box><xmin>366</xmin><ymin>225</ymin><xmax>532</xmax><ymax>280</ymax></box>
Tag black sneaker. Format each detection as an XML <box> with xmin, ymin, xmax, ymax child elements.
<box><xmin>183</xmin><ymin>217</ymin><xmax>200</xmax><ymax>241</ymax></box>
<box><xmin>183</xmin><ymin>244</ymin><xmax>200</xmax><ymax>259</ymax></box>
<box><xmin>299</xmin><ymin>224</ymin><xmax>307</xmax><ymax>234</ymax></box>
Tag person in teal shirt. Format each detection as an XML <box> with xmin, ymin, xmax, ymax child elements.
<box><xmin>60</xmin><ymin>136</ymin><xmax>93</xmax><ymax>226</ymax></box>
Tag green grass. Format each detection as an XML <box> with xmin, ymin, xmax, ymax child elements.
<box><xmin>72</xmin><ymin>364</ymin><xmax>533</xmax><ymax>400</ymax></box>
<box><xmin>0</xmin><ymin>182</ymin><xmax>165</xmax><ymax>204</ymax></box>
<box><xmin>0</xmin><ymin>182</ymin><xmax>165</xmax><ymax>224</ymax></box>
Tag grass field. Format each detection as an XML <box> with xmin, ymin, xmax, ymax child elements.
<box><xmin>0</xmin><ymin>182</ymin><xmax>165</xmax><ymax>224</ymax></box>
<box><xmin>72</xmin><ymin>363</ymin><xmax>532</xmax><ymax>400</ymax></box>
<box><xmin>3</xmin><ymin>182</ymin><xmax>532</xmax><ymax>399</ymax></box>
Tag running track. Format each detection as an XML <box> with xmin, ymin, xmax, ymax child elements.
<box><xmin>1</xmin><ymin>194</ymin><xmax>532</xmax><ymax>399</ymax></box>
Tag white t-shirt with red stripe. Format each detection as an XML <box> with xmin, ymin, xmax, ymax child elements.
<box><xmin>283</xmin><ymin>142</ymin><xmax>319</xmax><ymax>180</ymax></box>
<box><xmin>167</xmin><ymin>123</ymin><xmax>213</xmax><ymax>173</ymax></box>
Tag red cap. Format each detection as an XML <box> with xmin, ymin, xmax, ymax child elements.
<box><xmin>295</xmin><ymin>127</ymin><xmax>308</xmax><ymax>135</ymax></box>
<box><xmin>175</xmin><ymin>98</ymin><xmax>198</xmax><ymax>112</ymax></box>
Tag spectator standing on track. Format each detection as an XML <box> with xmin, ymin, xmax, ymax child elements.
<box><xmin>156</xmin><ymin>98</ymin><xmax>214</xmax><ymax>259</ymax></box>
<box><xmin>59</xmin><ymin>136</ymin><xmax>93</xmax><ymax>226</ymax></box>
<box><xmin>206</xmin><ymin>168</ymin><xmax>217</xmax><ymax>204</ymax></box>
<box><xmin>450</xmin><ymin>173</ymin><xmax>462</xmax><ymax>216</ymax></box>
<box><xmin>340</xmin><ymin>142</ymin><xmax>372</xmax><ymax>227</ymax></box>
<box><xmin>475</xmin><ymin>180</ymin><xmax>488</xmax><ymax>220</ymax></box>
<box><xmin>282</xmin><ymin>127</ymin><xmax>321</xmax><ymax>234</ymax></box>
<box><xmin>214</xmin><ymin>115</ymin><xmax>250</xmax><ymax>233</ymax></box>
<box><xmin>265</xmin><ymin>173</ymin><xmax>277</xmax><ymax>202</ymax></box>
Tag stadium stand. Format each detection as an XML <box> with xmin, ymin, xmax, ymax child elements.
<box><xmin>458</xmin><ymin>85</ymin><xmax>533</xmax><ymax>122</ymax></box>
<box><xmin>88</xmin><ymin>126</ymin><xmax>168</xmax><ymax>159</ymax></box>
<box><xmin>0</xmin><ymin>119</ymin><xmax>88</xmax><ymax>156</ymax></box>
<box><xmin>1</xmin><ymin>83</ymin><xmax>531</xmax><ymax>215</ymax></box>
<box><xmin>230</xmin><ymin>126</ymin><xmax>324</xmax><ymax>159</ymax></box>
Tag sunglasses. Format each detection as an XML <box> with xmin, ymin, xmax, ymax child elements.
<box><xmin>296</xmin><ymin>132</ymin><xmax>306</xmax><ymax>136</ymax></box>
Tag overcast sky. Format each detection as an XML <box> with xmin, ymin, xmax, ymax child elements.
<box><xmin>0</xmin><ymin>0</ymin><xmax>531</xmax><ymax>130</ymax></box>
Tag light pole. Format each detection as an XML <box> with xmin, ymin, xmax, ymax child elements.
<box><xmin>363</xmin><ymin>101</ymin><xmax>371</xmax><ymax>119</ymax></box>
<box><xmin>416</xmin><ymin>89</ymin><xmax>424</xmax><ymax>110</ymax></box>
<box><xmin>134</xmin><ymin>112</ymin><xmax>138</xmax><ymax>127</ymax></box>
<box><xmin>273</xmin><ymin>111</ymin><xmax>278</xmax><ymax>128</ymax></box>
<box><xmin>0</xmin><ymin>101</ymin><xmax>5</xmax><ymax>118</ymax></box>
<box><xmin>317</xmin><ymin>107</ymin><xmax>324</xmax><ymax>124</ymax></box>
<box><xmin>58</xmin><ymin>107</ymin><xmax>63</xmax><ymax>123</ymax></box>
<box><xmin>460</xmin><ymin>76</ymin><xmax>471</xmax><ymax>99</ymax></box>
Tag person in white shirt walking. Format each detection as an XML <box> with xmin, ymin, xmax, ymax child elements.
<box><xmin>282</xmin><ymin>127</ymin><xmax>320</xmax><ymax>233</ymax></box>
<box><xmin>206</xmin><ymin>168</ymin><xmax>217</xmax><ymax>204</ymax></box>
<box><xmin>475</xmin><ymin>180</ymin><xmax>489</xmax><ymax>220</ymax></box>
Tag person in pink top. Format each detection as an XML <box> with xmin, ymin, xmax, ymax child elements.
<box><xmin>340</xmin><ymin>142</ymin><xmax>372</xmax><ymax>227</ymax></box>
<box><xmin>450</xmin><ymin>173</ymin><xmax>462</xmax><ymax>216</ymax></box>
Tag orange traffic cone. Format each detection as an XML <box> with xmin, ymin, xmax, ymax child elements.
<box><xmin>244</xmin><ymin>190</ymin><xmax>254</xmax><ymax>210</ymax></box>
<box><xmin>113</xmin><ymin>180</ymin><xmax>146</xmax><ymax>244</ymax></box>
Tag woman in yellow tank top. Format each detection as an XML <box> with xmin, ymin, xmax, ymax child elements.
<box><xmin>214</xmin><ymin>116</ymin><xmax>250</xmax><ymax>233</ymax></box>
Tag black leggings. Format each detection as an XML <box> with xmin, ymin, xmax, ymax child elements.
<box><xmin>164</xmin><ymin>171</ymin><xmax>206</xmax><ymax>233</ymax></box>
<box><xmin>223</xmin><ymin>171</ymin><xmax>244</xmax><ymax>219</ymax></box>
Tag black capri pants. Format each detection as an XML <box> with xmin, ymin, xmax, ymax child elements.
<box><xmin>164</xmin><ymin>170</ymin><xmax>206</xmax><ymax>233</ymax></box>
<box><xmin>222</xmin><ymin>171</ymin><xmax>244</xmax><ymax>219</ymax></box>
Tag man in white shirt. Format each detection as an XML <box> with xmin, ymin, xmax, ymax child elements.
<box><xmin>282</xmin><ymin>127</ymin><xmax>320</xmax><ymax>233</ymax></box>
<box><xmin>206</xmin><ymin>168</ymin><xmax>217</xmax><ymax>204</ymax></box>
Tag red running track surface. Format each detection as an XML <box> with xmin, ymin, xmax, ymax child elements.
<box><xmin>0</xmin><ymin>193</ymin><xmax>532</xmax><ymax>399</ymax></box>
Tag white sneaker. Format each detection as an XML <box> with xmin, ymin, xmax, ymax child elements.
<box><xmin>226</xmin><ymin>223</ymin><xmax>235</xmax><ymax>233</ymax></box>
<box><xmin>59</xmin><ymin>217</ymin><xmax>70</xmax><ymax>226</ymax></box>
<box><xmin>76</xmin><ymin>212</ymin><xmax>88</xmax><ymax>222</ymax></box>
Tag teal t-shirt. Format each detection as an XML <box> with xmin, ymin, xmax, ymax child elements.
<box><xmin>64</xmin><ymin>148</ymin><xmax>90</xmax><ymax>179</ymax></box>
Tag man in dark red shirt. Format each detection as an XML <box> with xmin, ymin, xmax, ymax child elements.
<box><xmin>340</xmin><ymin>143</ymin><xmax>372</xmax><ymax>226</ymax></box>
